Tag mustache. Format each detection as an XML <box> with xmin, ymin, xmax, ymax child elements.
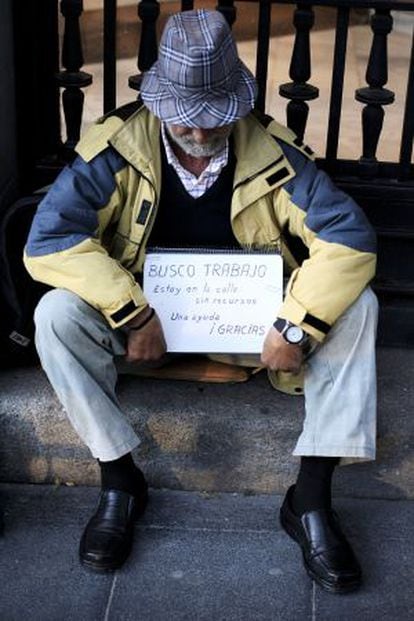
<box><xmin>177</xmin><ymin>137</ymin><xmax>225</xmax><ymax>157</ymax></box>
<box><xmin>166</xmin><ymin>126</ymin><xmax>232</xmax><ymax>158</ymax></box>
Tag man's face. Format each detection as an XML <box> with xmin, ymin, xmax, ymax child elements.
<box><xmin>166</xmin><ymin>124</ymin><xmax>233</xmax><ymax>158</ymax></box>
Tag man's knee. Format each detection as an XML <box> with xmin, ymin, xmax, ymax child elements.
<box><xmin>324</xmin><ymin>287</ymin><xmax>378</xmax><ymax>351</ymax></box>
<box><xmin>346</xmin><ymin>287</ymin><xmax>379</xmax><ymax>328</ymax></box>
<box><xmin>34</xmin><ymin>289</ymin><xmax>90</xmax><ymax>339</ymax></box>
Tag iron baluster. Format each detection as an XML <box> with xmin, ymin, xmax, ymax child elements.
<box><xmin>325</xmin><ymin>6</ymin><xmax>350</xmax><ymax>163</ymax></box>
<box><xmin>279</xmin><ymin>3</ymin><xmax>319</xmax><ymax>142</ymax></box>
<box><xmin>255</xmin><ymin>0</ymin><xmax>272</xmax><ymax>113</ymax></box>
<box><xmin>355</xmin><ymin>9</ymin><xmax>395</xmax><ymax>178</ymax></box>
<box><xmin>103</xmin><ymin>0</ymin><xmax>117</xmax><ymax>113</ymax></box>
<box><xmin>216</xmin><ymin>0</ymin><xmax>236</xmax><ymax>28</ymax></box>
<box><xmin>129</xmin><ymin>0</ymin><xmax>160</xmax><ymax>92</ymax></box>
<box><xmin>56</xmin><ymin>0</ymin><xmax>92</xmax><ymax>159</ymax></box>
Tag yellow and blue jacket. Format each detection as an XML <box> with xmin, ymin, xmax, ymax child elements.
<box><xmin>24</xmin><ymin>103</ymin><xmax>376</xmax><ymax>342</ymax></box>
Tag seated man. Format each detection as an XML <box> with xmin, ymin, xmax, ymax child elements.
<box><xmin>24</xmin><ymin>9</ymin><xmax>378</xmax><ymax>592</ymax></box>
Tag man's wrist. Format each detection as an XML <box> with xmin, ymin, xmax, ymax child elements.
<box><xmin>125</xmin><ymin>306</ymin><xmax>154</xmax><ymax>331</ymax></box>
<box><xmin>273</xmin><ymin>318</ymin><xmax>309</xmax><ymax>348</ymax></box>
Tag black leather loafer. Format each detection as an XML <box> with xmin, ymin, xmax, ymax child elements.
<box><xmin>79</xmin><ymin>487</ymin><xmax>148</xmax><ymax>572</ymax></box>
<box><xmin>280</xmin><ymin>485</ymin><xmax>362</xmax><ymax>593</ymax></box>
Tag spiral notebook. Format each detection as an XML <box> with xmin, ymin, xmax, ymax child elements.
<box><xmin>143</xmin><ymin>247</ymin><xmax>283</xmax><ymax>353</ymax></box>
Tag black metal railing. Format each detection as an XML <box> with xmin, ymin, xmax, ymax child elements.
<box><xmin>57</xmin><ymin>0</ymin><xmax>93</xmax><ymax>158</ymax></box>
<box><xmin>54</xmin><ymin>1</ymin><xmax>414</xmax><ymax>180</ymax></box>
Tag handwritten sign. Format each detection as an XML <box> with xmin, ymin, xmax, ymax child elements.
<box><xmin>143</xmin><ymin>251</ymin><xmax>283</xmax><ymax>353</ymax></box>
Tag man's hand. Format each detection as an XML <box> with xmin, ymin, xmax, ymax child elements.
<box><xmin>261</xmin><ymin>326</ymin><xmax>303</xmax><ymax>373</ymax></box>
<box><xmin>125</xmin><ymin>307</ymin><xmax>167</xmax><ymax>363</ymax></box>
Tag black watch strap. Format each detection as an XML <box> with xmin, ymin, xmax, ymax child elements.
<box><xmin>273</xmin><ymin>318</ymin><xmax>289</xmax><ymax>334</ymax></box>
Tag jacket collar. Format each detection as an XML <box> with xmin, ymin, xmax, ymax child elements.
<box><xmin>232</xmin><ymin>115</ymin><xmax>291</xmax><ymax>185</ymax></box>
<box><xmin>231</xmin><ymin>114</ymin><xmax>295</xmax><ymax>216</ymax></box>
<box><xmin>109</xmin><ymin>105</ymin><xmax>162</xmax><ymax>195</ymax></box>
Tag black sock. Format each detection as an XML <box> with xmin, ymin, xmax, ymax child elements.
<box><xmin>98</xmin><ymin>453</ymin><xmax>147</xmax><ymax>496</ymax></box>
<box><xmin>292</xmin><ymin>456</ymin><xmax>339</xmax><ymax>516</ymax></box>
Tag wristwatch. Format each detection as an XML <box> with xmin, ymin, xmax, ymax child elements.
<box><xmin>273</xmin><ymin>318</ymin><xmax>308</xmax><ymax>346</ymax></box>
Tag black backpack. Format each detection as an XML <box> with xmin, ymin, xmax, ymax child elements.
<box><xmin>0</xmin><ymin>193</ymin><xmax>50</xmax><ymax>369</ymax></box>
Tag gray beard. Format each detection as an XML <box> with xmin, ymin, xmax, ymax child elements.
<box><xmin>166</xmin><ymin>126</ymin><xmax>231</xmax><ymax>158</ymax></box>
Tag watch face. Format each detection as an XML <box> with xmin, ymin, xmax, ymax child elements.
<box><xmin>285</xmin><ymin>326</ymin><xmax>304</xmax><ymax>344</ymax></box>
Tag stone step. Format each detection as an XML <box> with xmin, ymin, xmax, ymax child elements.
<box><xmin>0</xmin><ymin>347</ymin><xmax>413</xmax><ymax>499</ymax></box>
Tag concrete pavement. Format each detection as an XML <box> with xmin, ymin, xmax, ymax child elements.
<box><xmin>1</xmin><ymin>484</ymin><xmax>413</xmax><ymax>620</ymax></box>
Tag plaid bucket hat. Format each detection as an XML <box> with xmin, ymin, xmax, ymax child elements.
<box><xmin>140</xmin><ymin>9</ymin><xmax>258</xmax><ymax>128</ymax></box>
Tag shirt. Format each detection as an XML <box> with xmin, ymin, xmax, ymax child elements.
<box><xmin>161</xmin><ymin>124</ymin><xmax>229</xmax><ymax>199</ymax></box>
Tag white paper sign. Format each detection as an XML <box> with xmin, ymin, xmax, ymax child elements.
<box><xmin>143</xmin><ymin>251</ymin><xmax>283</xmax><ymax>353</ymax></box>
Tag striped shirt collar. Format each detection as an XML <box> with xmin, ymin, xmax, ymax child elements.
<box><xmin>161</xmin><ymin>123</ymin><xmax>229</xmax><ymax>198</ymax></box>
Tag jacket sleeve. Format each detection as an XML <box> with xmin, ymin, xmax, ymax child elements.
<box><xmin>24</xmin><ymin>149</ymin><xmax>148</xmax><ymax>328</ymax></box>
<box><xmin>274</xmin><ymin>143</ymin><xmax>377</xmax><ymax>341</ymax></box>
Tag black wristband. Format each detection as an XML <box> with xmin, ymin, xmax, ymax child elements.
<box><xmin>128</xmin><ymin>307</ymin><xmax>155</xmax><ymax>331</ymax></box>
